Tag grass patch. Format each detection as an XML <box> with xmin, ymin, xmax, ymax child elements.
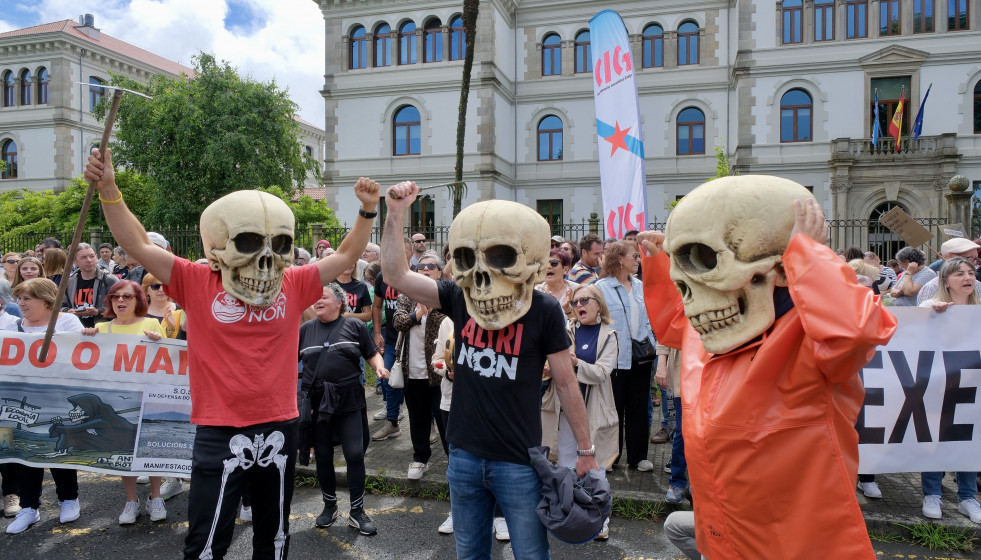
<box><xmin>365</xmin><ymin>362</ymin><xmax>378</xmax><ymax>387</ymax></box>
<box><xmin>867</xmin><ymin>528</ymin><xmax>903</xmax><ymax>544</ymax></box>
<box><xmin>898</xmin><ymin>522</ymin><xmax>977</xmax><ymax>553</ymax></box>
<box><xmin>364</xmin><ymin>473</ymin><xmax>450</xmax><ymax>501</ymax></box>
<box><xmin>611</xmin><ymin>497</ymin><xmax>666</xmax><ymax>521</ymax></box>
<box><xmin>295</xmin><ymin>474</ymin><xmax>320</xmax><ymax>488</ymax></box>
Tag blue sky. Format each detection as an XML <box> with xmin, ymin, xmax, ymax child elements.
<box><xmin>0</xmin><ymin>0</ymin><xmax>326</xmax><ymax>124</ymax></box>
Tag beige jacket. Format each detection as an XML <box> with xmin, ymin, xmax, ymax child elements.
<box><xmin>541</xmin><ymin>322</ymin><xmax>620</xmax><ymax>469</ymax></box>
<box><xmin>655</xmin><ymin>343</ymin><xmax>682</xmax><ymax>396</ymax></box>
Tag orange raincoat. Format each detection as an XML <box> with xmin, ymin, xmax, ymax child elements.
<box><xmin>643</xmin><ymin>234</ymin><xmax>896</xmax><ymax>559</ymax></box>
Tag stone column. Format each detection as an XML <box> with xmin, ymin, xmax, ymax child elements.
<box><xmin>588</xmin><ymin>212</ymin><xmax>600</xmax><ymax>236</ymax></box>
<box><xmin>441</xmin><ymin>26</ymin><xmax>450</xmax><ymax>61</ymax></box>
<box><xmin>945</xmin><ymin>176</ymin><xmax>972</xmax><ymax>234</ymax></box>
<box><xmin>664</xmin><ymin>31</ymin><xmax>678</xmax><ymax>69</ymax></box>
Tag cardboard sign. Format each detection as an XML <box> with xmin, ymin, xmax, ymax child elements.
<box><xmin>878</xmin><ymin>207</ymin><xmax>934</xmax><ymax>247</ymax></box>
<box><xmin>941</xmin><ymin>223</ymin><xmax>966</xmax><ymax>238</ymax></box>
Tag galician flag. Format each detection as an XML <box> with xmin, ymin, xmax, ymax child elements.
<box><xmin>888</xmin><ymin>88</ymin><xmax>905</xmax><ymax>152</ymax></box>
<box><xmin>871</xmin><ymin>90</ymin><xmax>882</xmax><ymax>146</ymax></box>
<box><xmin>589</xmin><ymin>9</ymin><xmax>647</xmax><ymax>239</ymax></box>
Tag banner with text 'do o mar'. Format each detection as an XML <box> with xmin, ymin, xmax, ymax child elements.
<box><xmin>858</xmin><ymin>306</ymin><xmax>981</xmax><ymax>473</ymax></box>
<box><xmin>0</xmin><ymin>332</ymin><xmax>192</xmax><ymax>477</ymax></box>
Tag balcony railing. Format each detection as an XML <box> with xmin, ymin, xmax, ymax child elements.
<box><xmin>832</xmin><ymin>133</ymin><xmax>957</xmax><ymax>160</ymax></box>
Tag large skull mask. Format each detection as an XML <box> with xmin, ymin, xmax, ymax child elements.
<box><xmin>200</xmin><ymin>190</ymin><xmax>295</xmax><ymax>307</ymax></box>
<box><xmin>449</xmin><ymin>201</ymin><xmax>550</xmax><ymax>330</ymax></box>
<box><xmin>665</xmin><ymin>176</ymin><xmax>814</xmax><ymax>354</ymax></box>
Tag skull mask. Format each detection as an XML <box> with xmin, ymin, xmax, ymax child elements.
<box><xmin>200</xmin><ymin>190</ymin><xmax>295</xmax><ymax>307</ymax></box>
<box><xmin>664</xmin><ymin>175</ymin><xmax>814</xmax><ymax>354</ymax></box>
<box><xmin>449</xmin><ymin>200</ymin><xmax>550</xmax><ymax>330</ymax></box>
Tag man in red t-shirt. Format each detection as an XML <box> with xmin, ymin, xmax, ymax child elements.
<box><xmin>85</xmin><ymin>149</ymin><xmax>381</xmax><ymax>559</ymax></box>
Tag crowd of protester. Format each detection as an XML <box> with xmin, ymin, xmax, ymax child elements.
<box><xmin>1</xmin><ymin>225</ymin><xmax>979</xmax><ymax>556</ymax></box>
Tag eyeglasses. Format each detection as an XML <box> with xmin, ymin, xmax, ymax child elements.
<box><xmin>108</xmin><ymin>293</ymin><xmax>137</xmax><ymax>302</ymax></box>
<box><xmin>4</xmin><ymin>259</ymin><xmax>20</xmax><ymax>264</ymax></box>
<box><xmin>417</xmin><ymin>263</ymin><xmax>439</xmax><ymax>271</ymax></box>
<box><xmin>548</xmin><ymin>259</ymin><xmax>561</xmax><ymax>267</ymax></box>
<box><xmin>413</xmin><ymin>239</ymin><xmax>427</xmax><ymax>244</ymax></box>
<box><xmin>572</xmin><ymin>297</ymin><xmax>596</xmax><ymax>307</ymax></box>
<box><xmin>149</xmin><ymin>283</ymin><xmax>163</xmax><ymax>291</ymax></box>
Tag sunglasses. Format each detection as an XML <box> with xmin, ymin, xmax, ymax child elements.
<box><xmin>149</xmin><ymin>283</ymin><xmax>163</xmax><ymax>290</ymax></box>
<box><xmin>549</xmin><ymin>259</ymin><xmax>561</xmax><ymax>267</ymax></box>
<box><xmin>572</xmin><ymin>297</ymin><xmax>596</xmax><ymax>307</ymax></box>
<box><xmin>4</xmin><ymin>259</ymin><xmax>20</xmax><ymax>264</ymax></box>
<box><xmin>413</xmin><ymin>239</ymin><xmax>427</xmax><ymax>244</ymax></box>
<box><xmin>417</xmin><ymin>263</ymin><xmax>439</xmax><ymax>271</ymax></box>
<box><xmin>108</xmin><ymin>293</ymin><xmax>137</xmax><ymax>302</ymax></box>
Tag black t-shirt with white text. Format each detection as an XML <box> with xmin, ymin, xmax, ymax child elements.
<box><xmin>374</xmin><ymin>271</ymin><xmax>401</xmax><ymax>345</ymax></box>
<box><xmin>438</xmin><ymin>281</ymin><xmax>570</xmax><ymax>464</ymax></box>
<box><xmin>337</xmin><ymin>278</ymin><xmax>372</xmax><ymax>319</ymax></box>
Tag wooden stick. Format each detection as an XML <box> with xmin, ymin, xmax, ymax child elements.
<box><xmin>39</xmin><ymin>88</ymin><xmax>125</xmax><ymax>361</ymax></box>
<box><xmin>387</xmin><ymin>181</ymin><xmax>465</xmax><ymax>199</ymax></box>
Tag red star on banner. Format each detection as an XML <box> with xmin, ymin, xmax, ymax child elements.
<box><xmin>605</xmin><ymin>121</ymin><xmax>631</xmax><ymax>157</ymax></box>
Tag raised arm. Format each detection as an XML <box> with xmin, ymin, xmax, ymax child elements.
<box><xmin>380</xmin><ymin>182</ymin><xmax>440</xmax><ymax>308</ymax></box>
<box><xmin>84</xmin><ymin>149</ymin><xmax>175</xmax><ymax>284</ymax></box>
<box><xmin>316</xmin><ymin>177</ymin><xmax>380</xmax><ymax>285</ymax></box>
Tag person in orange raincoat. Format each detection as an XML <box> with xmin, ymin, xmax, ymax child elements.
<box><xmin>640</xmin><ymin>180</ymin><xmax>897</xmax><ymax>560</ymax></box>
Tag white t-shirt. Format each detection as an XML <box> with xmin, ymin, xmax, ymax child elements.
<box><xmin>0</xmin><ymin>312</ymin><xmax>18</xmax><ymax>331</ymax></box>
<box><xmin>4</xmin><ymin>313</ymin><xmax>84</xmax><ymax>333</ymax></box>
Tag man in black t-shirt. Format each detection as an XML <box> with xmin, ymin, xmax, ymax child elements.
<box><xmin>60</xmin><ymin>243</ymin><xmax>118</xmax><ymax>328</ymax></box>
<box><xmin>381</xmin><ymin>183</ymin><xmax>599</xmax><ymax>558</ymax></box>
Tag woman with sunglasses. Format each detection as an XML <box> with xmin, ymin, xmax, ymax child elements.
<box><xmin>12</xmin><ymin>256</ymin><xmax>44</xmax><ymax>289</ymax></box>
<box><xmin>534</xmin><ymin>249</ymin><xmax>579</xmax><ymax>322</ymax></box>
<box><xmin>81</xmin><ymin>280</ymin><xmax>166</xmax><ymax>525</ymax></box>
<box><xmin>595</xmin><ymin>241</ymin><xmax>657</xmax><ymax>472</ymax></box>
<box><xmin>142</xmin><ymin>273</ymin><xmax>183</xmax><ymax>339</ymax></box>
<box><xmin>2</xmin><ymin>252</ymin><xmax>21</xmax><ymax>282</ymax></box>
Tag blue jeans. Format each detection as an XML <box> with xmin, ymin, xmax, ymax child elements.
<box><xmin>447</xmin><ymin>445</ymin><xmax>549</xmax><ymax>560</ymax></box>
<box><xmin>921</xmin><ymin>471</ymin><xmax>979</xmax><ymax>502</ymax></box>
<box><xmin>668</xmin><ymin>397</ymin><xmax>688</xmax><ymax>489</ymax></box>
<box><xmin>660</xmin><ymin>386</ymin><xmax>674</xmax><ymax>432</ymax></box>
<box><xmin>380</xmin><ymin>343</ymin><xmax>404</xmax><ymax>421</ymax></box>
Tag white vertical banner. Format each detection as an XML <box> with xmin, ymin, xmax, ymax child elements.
<box><xmin>589</xmin><ymin>9</ymin><xmax>648</xmax><ymax>239</ymax></box>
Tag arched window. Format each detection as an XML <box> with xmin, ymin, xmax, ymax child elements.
<box><xmin>869</xmin><ymin>202</ymin><xmax>907</xmax><ymax>261</ymax></box>
<box><xmin>642</xmin><ymin>24</ymin><xmax>664</xmax><ymax>68</ymax></box>
<box><xmin>424</xmin><ymin>18</ymin><xmax>442</xmax><ymax>63</ymax></box>
<box><xmin>780</xmin><ymin>89</ymin><xmax>812</xmax><ymax>142</ymax></box>
<box><xmin>399</xmin><ymin>21</ymin><xmax>417</xmax><ymax>65</ymax></box>
<box><xmin>374</xmin><ymin>24</ymin><xmax>392</xmax><ymax>67</ymax></box>
<box><xmin>19</xmin><ymin>69</ymin><xmax>31</xmax><ymax>106</ymax></box>
<box><xmin>537</xmin><ymin>115</ymin><xmax>563</xmax><ymax>161</ymax></box>
<box><xmin>676</xmin><ymin>107</ymin><xmax>705</xmax><ymax>155</ymax></box>
<box><xmin>393</xmin><ymin>105</ymin><xmax>421</xmax><ymax>156</ymax></box>
<box><xmin>678</xmin><ymin>21</ymin><xmax>700</xmax><ymax>66</ymax></box>
<box><xmin>974</xmin><ymin>81</ymin><xmax>981</xmax><ymax>134</ymax></box>
<box><xmin>2</xmin><ymin>71</ymin><xmax>13</xmax><ymax>107</ymax></box>
<box><xmin>574</xmin><ymin>30</ymin><xmax>591</xmax><ymax>74</ymax></box>
<box><xmin>1</xmin><ymin>139</ymin><xmax>17</xmax><ymax>179</ymax></box>
<box><xmin>350</xmin><ymin>26</ymin><xmax>367</xmax><ymax>69</ymax></box>
<box><xmin>783</xmin><ymin>0</ymin><xmax>803</xmax><ymax>43</ymax></box>
<box><xmin>89</xmin><ymin>76</ymin><xmax>104</xmax><ymax>112</ymax></box>
<box><xmin>37</xmin><ymin>67</ymin><xmax>49</xmax><ymax>104</ymax></box>
<box><xmin>542</xmin><ymin>33</ymin><xmax>561</xmax><ymax>76</ymax></box>
<box><xmin>450</xmin><ymin>16</ymin><xmax>466</xmax><ymax>60</ymax></box>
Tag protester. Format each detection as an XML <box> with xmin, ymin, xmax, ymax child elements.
<box><xmin>663</xmin><ymin>511</ymin><xmax>701</xmax><ymax>560</ymax></box>
<box><xmin>889</xmin><ymin>247</ymin><xmax>935</xmax><ymax>306</ymax></box>
<box><xmin>431</xmin><ymin>317</ymin><xmax>455</xmax><ymax>534</ymax></box>
<box><xmin>409</xmin><ymin>233</ymin><xmax>427</xmax><ymax>268</ymax></box>
<box><xmin>4</xmin><ymin>278</ymin><xmax>83</xmax><ymax>534</ymax></box>
<box><xmin>559</xmin><ymin>240</ymin><xmax>580</xmax><ymax>267</ymax></box>
<box><xmin>915</xmin><ymin>238</ymin><xmax>981</xmax><ymax>305</ymax></box>
<box><xmin>656</xmin><ymin>342</ymin><xmax>688</xmax><ymax>503</ymax></box>
<box><xmin>12</xmin><ymin>256</ymin><xmax>43</xmax><ymax>289</ymax></box>
<box><xmin>567</xmin><ymin>234</ymin><xmax>603</xmax><ymax>285</ymax></box>
<box><xmin>80</xmin><ymin>280</ymin><xmax>167</xmax><ymax>524</ymax></box>
<box><xmin>85</xmin><ymin>149</ymin><xmax>380</xmax><ymax>559</ymax></box>
<box><xmin>2</xmin><ymin>252</ymin><xmax>21</xmax><ymax>283</ymax></box>
<box><xmin>534</xmin><ymin>248</ymin><xmax>578</xmax><ymax>322</ymax></box>
<box><xmin>42</xmin><ymin>247</ymin><xmax>67</xmax><ymax>286</ymax></box>
<box><xmin>371</xmin><ymin>237</ymin><xmax>412</xmax><ymax>429</ymax></box>
<box><xmin>595</xmin><ymin>241</ymin><xmax>656</xmax><ymax>471</ymax></box>
<box><xmin>314</xmin><ymin>239</ymin><xmax>332</xmax><ymax>261</ymax></box>
<box><xmin>357</xmin><ymin>242</ymin><xmax>380</xmax><ymax>280</ymax></box>
<box><xmin>295</xmin><ymin>248</ymin><xmax>311</xmax><ymax>266</ymax></box>
<box><xmin>97</xmin><ymin>243</ymin><xmax>115</xmax><ymax>271</ymax></box>
<box><xmin>550</xmin><ymin>235</ymin><xmax>565</xmax><ymax>250</ymax></box>
<box><xmin>142</xmin><ymin>273</ymin><xmax>183</xmax><ymax>339</ymax></box>
<box><xmin>0</xmin><ymin>279</ymin><xmax>20</xmax><ymax>518</ymax></box>
<box><xmin>60</xmin><ymin>243</ymin><xmax>118</xmax><ymax>328</ymax></box>
<box><xmin>299</xmin><ymin>283</ymin><xmax>388</xmax><ymax>535</ymax></box>
<box><xmin>111</xmin><ymin>247</ymin><xmax>127</xmax><ymax>278</ymax></box>
<box><xmin>864</xmin><ymin>251</ymin><xmax>895</xmax><ymax>292</ymax></box>
<box><xmin>391</xmin><ymin>254</ymin><xmax>448</xmax><ymax>481</ymax></box>
<box><xmin>918</xmin><ymin>256</ymin><xmax>981</xmax><ymax>523</ymax></box>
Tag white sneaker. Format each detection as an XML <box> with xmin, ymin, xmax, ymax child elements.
<box><xmin>958</xmin><ymin>498</ymin><xmax>981</xmax><ymax>523</ymax></box>
<box><xmin>147</xmin><ymin>497</ymin><xmax>167</xmax><ymax>522</ymax></box>
<box><xmin>922</xmin><ymin>495</ymin><xmax>943</xmax><ymax>519</ymax></box>
<box><xmin>6</xmin><ymin>507</ymin><xmax>39</xmax><ymax>534</ymax></box>
<box><xmin>493</xmin><ymin>516</ymin><xmax>510</xmax><ymax>541</ymax></box>
<box><xmin>635</xmin><ymin>460</ymin><xmax>654</xmax><ymax>472</ymax></box>
<box><xmin>119</xmin><ymin>500</ymin><xmax>140</xmax><ymax>525</ymax></box>
<box><xmin>858</xmin><ymin>481</ymin><xmax>883</xmax><ymax>499</ymax></box>
<box><xmin>59</xmin><ymin>498</ymin><xmax>80</xmax><ymax>523</ymax></box>
<box><xmin>407</xmin><ymin>462</ymin><xmax>429</xmax><ymax>480</ymax></box>
<box><xmin>159</xmin><ymin>478</ymin><xmax>186</xmax><ymax>500</ymax></box>
<box><xmin>595</xmin><ymin>517</ymin><xmax>610</xmax><ymax>541</ymax></box>
<box><xmin>240</xmin><ymin>505</ymin><xmax>253</xmax><ymax>522</ymax></box>
<box><xmin>372</xmin><ymin>409</ymin><xmax>387</xmax><ymax>421</ymax></box>
<box><xmin>136</xmin><ymin>476</ymin><xmax>150</xmax><ymax>484</ymax></box>
<box><xmin>438</xmin><ymin>513</ymin><xmax>453</xmax><ymax>534</ymax></box>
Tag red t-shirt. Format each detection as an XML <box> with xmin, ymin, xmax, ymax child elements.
<box><xmin>165</xmin><ymin>258</ymin><xmax>322</xmax><ymax>427</ymax></box>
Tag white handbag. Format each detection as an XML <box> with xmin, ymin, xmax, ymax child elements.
<box><xmin>388</xmin><ymin>331</ymin><xmax>405</xmax><ymax>389</ymax></box>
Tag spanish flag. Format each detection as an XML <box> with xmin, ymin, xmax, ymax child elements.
<box><xmin>888</xmin><ymin>89</ymin><xmax>905</xmax><ymax>152</ymax></box>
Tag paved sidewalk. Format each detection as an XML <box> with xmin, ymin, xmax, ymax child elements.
<box><xmin>297</xmin><ymin>386</ymin><xmax>981</xmax><ymax>540</ymax></box>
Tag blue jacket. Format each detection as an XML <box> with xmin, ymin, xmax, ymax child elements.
<box><xmin>595</xmin><ymin>276</ymin><xmax>655</xmax><ymax>369</ymax></box>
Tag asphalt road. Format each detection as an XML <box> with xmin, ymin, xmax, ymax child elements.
<box><xmin>1</xmin><ymin>471</ymin><xmax>978</xmax><ymax>559</ymax></box>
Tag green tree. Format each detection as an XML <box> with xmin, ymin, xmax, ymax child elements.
<box><xmin>101</xmin><ymin>53</ymin><xmax>315</xmax><ymax>226</ymax></box>
<box><xmin>707</xmin><ymin>139</ymin><xmax>736</xmax><ymax>181</ymax></box>
<box><xmin>256</xmin><ymin>186</ymin><xmax>339</xmax><ymax>230</ymax></box>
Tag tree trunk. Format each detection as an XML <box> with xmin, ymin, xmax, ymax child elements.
<box><xmin>453</xmin><ymin>0</ymin><xmax>479</xmax><ymax>217</ymax></box>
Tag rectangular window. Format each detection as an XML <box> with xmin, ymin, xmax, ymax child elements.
<box><xmin>914</xmin><ymin>0</ymin><xmax>934</xmax><ymax>32</ymax></box>
<box><xmin>847</xmin><ymin>0</ymin><xmax>868</xmax><ymax>38</ymax></box>
<box><xmin>537</xmin><ymin>199</ymin><xmax>563</xmax><ymax>235</ymax></box>
<box><xmin>643</xmin><ymin>34</ymin><xmax>663</xmax><ymax>67</ymax></box>
<box><xmin>880</xmin><ymin>0</ymin><xmax>901</xmax><ymax>35</ymax></box>
<box><xmin>948</xmin><ymin>0</ymin><xmax>969</xmax><ymax>31</ymax></box>
<box><xmin>424</xmin><ymin>29</ymin><xmax>442</xmax><ymax>62</ymax></box>
<box><xmin>870</xmin><ymin>76</ymin><xmax>911</xmax><ymax>138</ymax></box>
<box><xmin>543</xmin><ymin>44</ymin><xmax>561</xmax><ymax>76</ymax></box>
<box><xmin>399</xmin><ymin>33</ymin><xmax>417</xmax><ymax>65</ymax></box>
<box><xmin>783</xmin><ymin>4</ymin><xmax>803</xmax><ymax>44</ymax></box>
<box><xmin>815</xmin><ymin>0</ymin><xmax>835</xmax><ymax>40</ymax></box>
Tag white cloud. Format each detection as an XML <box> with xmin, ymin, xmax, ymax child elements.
<box><xmin>6</xmin><ymin>0</ymin><xmax>326</xmax><ymax>125</ymax></box>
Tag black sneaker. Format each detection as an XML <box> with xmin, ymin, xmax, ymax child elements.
<box><xmin>348</xmin><ymin>508</ymin><xmax>377</xmax><ymax>535</ymax></box>
<box><xmin>316</xmin><ymin>503</ymin><xmax>338</xmax><ymax>527</ymax></box>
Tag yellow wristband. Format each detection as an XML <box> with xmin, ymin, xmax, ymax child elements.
<box><xmin>99</xmin><ymin>191</ymin><xmax>123</xmax><ymax>205</ymax></box>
